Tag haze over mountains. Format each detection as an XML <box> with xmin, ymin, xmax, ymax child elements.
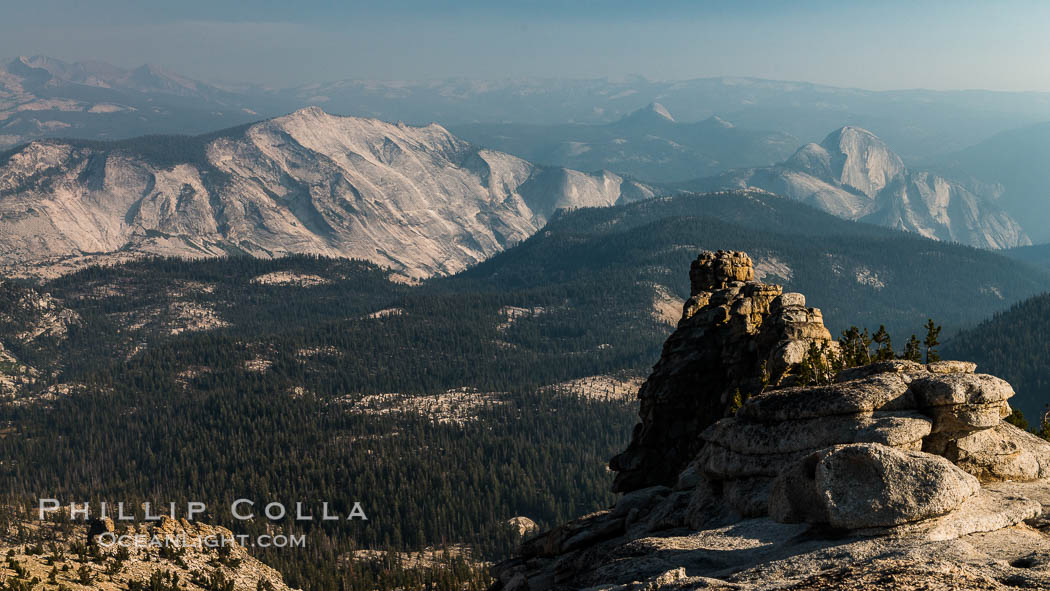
<box><xmin>0</xmin><ymin>106</ymin><xmax>653</xmax><ymax>278</ymax></box>
<box><xmin>930</xmin><ymin>121</ymin><xmax>1050</xmax><ymax>242</ymax></box>
<box><xmin>0</xmin><ymin>55</ymin><xmax>261</xmax><ymax>146</ymax></box>
<box><xmin>0</xmin><ymin>111</ymin><xmax>1040</xmax><ymax>282</ymax></box>
<box><xmin>2</xmin><ymin>53</ymin><xmax>1050</xmax><ymax>271</ymax></box>
<box><xmin>266</xmin><ymin>76</ymin><xmax>1050</xmax><ymax>160</ymax></box>
<box><xmin>686</xmin><ymin>126</ymin><xmax>1030</xmax><ymax>249</ymax></box>
<box><xmin>452</xmin><ymin>102</ymin><xmax>798</xmax><ymax>182</ymax></box>
<box><xmin>8</xmin><ymin>55</ymin><xmax>1050</xmax><ymax>162</ymax></box>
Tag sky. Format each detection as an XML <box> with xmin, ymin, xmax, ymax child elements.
<box><xmin>2</xmin><ymin>0</ymin><xmax>1049</xmax><ymax>91</ymax></box>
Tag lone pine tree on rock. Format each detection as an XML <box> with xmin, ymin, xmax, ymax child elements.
<box><xmin>925</xmin><ymin>318</ymin><xmax>942</xmax><ymax>363</ymax></box>
<box><xmin>872</xmin><ymin>324</ymin><xmax>894</xmax><ymax>361</ymax></box>
<box><xmin>902</xmin><ymin>334</ymin><xmax>923</xmax><ymax>362</ymax></box>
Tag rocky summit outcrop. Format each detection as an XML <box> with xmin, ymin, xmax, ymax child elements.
<box><xmin>610</xmin><ymin>250</ymin><xmax>833</xmax><ymax>492</ymax></box>
<box><xmin>690</xmin><ymin>127</ymin><xmax>1030</xmax><ymax>249</ymax></box>
<box><xmin>494</xmin><ymin>250</ymin><xmax>1050</xmax><ymax>591</ymax></box>
<box><xmin>0</xmin><ymin>107</ymin><xmax>655</xmax><ymax>279</ymax></box>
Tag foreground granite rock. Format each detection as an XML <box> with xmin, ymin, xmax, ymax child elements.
<box><xmin>770</xmin><ymin>443</ymin><xmax>981</xmax><ymax>529</ymax></box>
<box><xmin>495</xmin><ymin>250</ymin><xmax>1050</xmax><ymax>590</ymax></box>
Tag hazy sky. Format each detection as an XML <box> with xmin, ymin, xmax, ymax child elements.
<box><xmin>2</xmin><ymin>0</ymin><xmax>1049</xmax><ymax>91</ymax></box>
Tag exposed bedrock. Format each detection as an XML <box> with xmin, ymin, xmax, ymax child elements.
<box><xmin>494</xmin><ymin>250</ymin><xmax>1050</xmax><ymax>591</ymax></box>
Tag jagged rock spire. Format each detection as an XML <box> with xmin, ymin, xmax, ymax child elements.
<box><xmin>609</xmin><ymin>250</ymin><xmax>832</xmax><ymax>492</ymax></box>
<box><xmin>689</xmin><ymin>250</ymin><xmax>753</xmax><ymax>292</ymax></box>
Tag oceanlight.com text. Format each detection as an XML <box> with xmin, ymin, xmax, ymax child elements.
<box><xmin>96</xmin><ymin>532</ymin><xmax>308</xmax><ymax>549</ymax></box>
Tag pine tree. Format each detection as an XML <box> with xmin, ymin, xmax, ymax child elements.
<box><xmin>862</xmin><ymin>328</ymin><xmax>873</xmax><ymax>364</ymax></box>
<box><xmin>901</xmin><ymin>335</ymin><xmax>922</xmax><ymax>362</ymax></box>
<box><xmin>797</xmin><ymin>342</ymin><xmax>835</xmax><ymax>385</ymax></box>
<box><xmin>797</xmin><ymin>348</ymin><xmax>816</xmax><ymax>386</ymax></box>
<box><xmin>924</xmin><ymin>319</ymin><xmax>942</xmax><ymax>363</ymax></box>
<box><xmin>872</xmin><ymin>325</ymin><xmax>894</xmax><ymax>361</ymax></box>
<box><xmin>839</xmin><ymin>326</ymin><xmax>872</xmax><ymax>367</ymax></box>
<box><xmin>1039</xmin><ymin>407</ymin><xmax>1050</xmax><ymax>442</ymax></box>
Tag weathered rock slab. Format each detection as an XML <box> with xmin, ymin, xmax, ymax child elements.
<box><xmin>860</xmin><ymin>486</ymin><xmax>1041</xmax><ymax>541</ymax></box>
<box><xmin>696</xmin><ymin>444</ymin><xmax>807</xmax><ymax>479</ymax></box>
<box><xmin>928</xmin><ymin>400</ymin><xmax>1011</xmax><ymax>433</ymax></box>
<box><xmin>927</xmin><ymin>360</ymin><xmax>978</xmax><ymax>375</ymax></box>
<box><xmin>911</xmin><ymin>373</ymin><xmax>1015</xmax><ymax>407</ymax></box>
<box><xmin>701</xmin><ymin>411</ymin><xmax>932</xmax><ymax>455</ymax></box>
<box><xmin>770</xmin><ymin>443</ymin><xmax>980</xmax><ymax>529</ymax></box>
<box><xmin>928</xmin><ymin>422</ymin><xmax>1050</xmax><ymax>482</ymax></box>
<box><xmin>736</xmin><ymin>373</ymin><xmax>913</xmax><ymax>422</ymax></box>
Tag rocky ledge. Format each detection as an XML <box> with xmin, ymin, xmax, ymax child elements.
<box><xmin>493</xmin><ymin>251</ymin><xmax>1050</xmax><ymax>591</ymax></box>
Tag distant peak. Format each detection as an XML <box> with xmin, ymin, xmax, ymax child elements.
<box><xmin>15</xmin><ymin>55</ymin><xmax>53</xmax><ymax>66</ymax></box>
<box><xmin>814</xmin><ymin>126</ymin><xmax>905</xmax><ymax>197</ymax></box>
<box><xmin>292</xmin><ymin>105</ymin><xmax>329</xmax><ymax>118</ymax></box>
<box><xmin>702</xmin><ymin>115</ymin><xmax>735</xmax><ymax>129</ymax></box>
<box><xmin>615</xmin><ymin>102</ymin><xmax>676</xmax><ymax>127</ymax></box>
<box><xmin>276</xmin><ymin>108</ymin><xmax>456</xmax><ymax>137</ymax></box>
<box><xmin>820</xmin><ymin>126</ymin><xmax>896</xmax><ymax>161</ymax></box>
<box><xmin>5</xmin><ymin>56</ymin><xmax>58</xmax><ymax>80</ymax></box>
<box><xmin>840</xmin><ymin>125</ymin><xmax>878</xmax><ymax>136</ymax></box>
<box><xmin>646</xmin><ymin>102</ymin><xmax>675</xmax><ymax>122</ymax></box>
<box><xmin>823</xmin><ymin>126</ymin><xmax>881</xmax><ymax>145</ymax></box>
<box><xmin>24</xmin><ymin>55</ymin><xmax>60</xmax><ymax>65</ymax></box>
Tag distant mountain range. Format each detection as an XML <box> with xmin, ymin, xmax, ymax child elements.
<box><xmin>0</xmin><ymin>55</ymin><xmax>262</xmax><ymax>146</ymax></box>
<box><xmin>0</xmin><ymin>107</ymin><xmax>653</xmax><ymax>279</ymax></box>
<box><xmin>450</xmin><ymin>103</ymin><xmax>798</xmax><ymax>182</ymax></box>
<box><xmin>0</xmin><ymin>107</ymin><xmax>1034</xmax><ymax>282</ymax></box>
<box><xmin>8</xmin><ymin>55</ymin><xmax>1050</xmax><ymax>164</ymax></box>
<box><xmin>268</xmin><ymin>76</ymin><xmax>1050</xmax><ymax>160</ymax></box>
<box><xmin>683</xmin><ymin>126</ymin><xmax>1030</xmax><ymax>249</ymax></box>
<box><xmin>1</xmin><ymin>54</ymin><xmax>1046</xmax><ymax>270</ymax></box>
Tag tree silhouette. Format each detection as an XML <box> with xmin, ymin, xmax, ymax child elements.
<box><xmin>901</xmin><ymin>335</ymin><xmax>922</xmax><ymax>362</ymax></box>
<box><xmin>924</xmin><ymin>319</ymin><xmax>942</xmax><ymax>363</ymax></box>
<box><xmin>872</xmin><ymin>325</ymin><xmax>894</xmax><ymax>361</ymax></box>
